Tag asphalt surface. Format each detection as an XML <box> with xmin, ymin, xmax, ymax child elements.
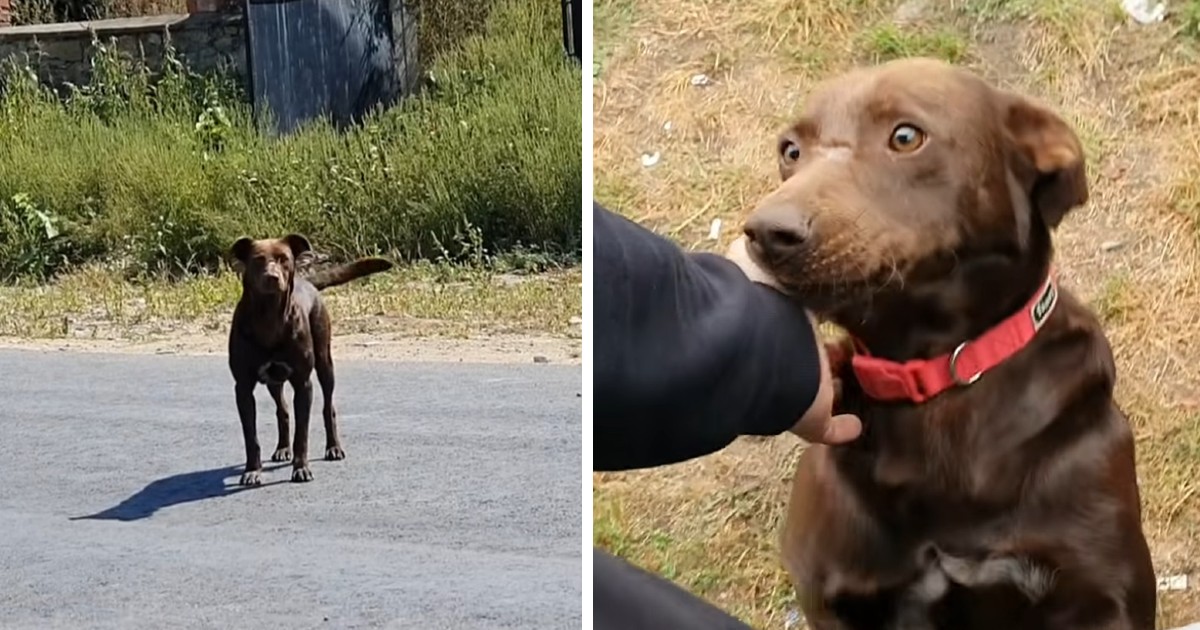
<box><xmin>0</xmin><ymin>349</ymin><xmax>581</xmax><ymax>629</ymax></box>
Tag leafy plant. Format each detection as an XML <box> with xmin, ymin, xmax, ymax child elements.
<box><xmin>0</xmin><ymin>193</ymin><xmax>69</xmax><ymax>281</ymax></box>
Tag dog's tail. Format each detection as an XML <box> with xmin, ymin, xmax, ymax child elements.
<box><xmin>307</xmin><ymin>257</ymin><xmax>394</xmax><ymax>291</ymax></box>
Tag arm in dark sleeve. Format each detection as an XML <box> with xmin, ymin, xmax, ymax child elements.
<box><xmin>593</xmin><ymin>202</ymin><xmax>821</xmax><ymax>472</ymax></box>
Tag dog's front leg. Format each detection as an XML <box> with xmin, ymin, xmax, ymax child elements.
<box><xmin>235</xmin><ymin>380</ymin><xmax>262</xmax><ymax>486</ymax></box>
<box><xmin>267</xmin><ymin>381</ymin><xmax>292</xmax><ymax>462</ymax></box>
<box><xmin>290</xmin><ymin>378</ymin><xmax>315</xmax><ymax>482</ymax></box>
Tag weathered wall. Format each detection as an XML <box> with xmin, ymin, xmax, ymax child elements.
<box><xmin>0</xmin><ymin>12</ymin><xmax>246</xmax><ymax>91</ymax></box>
<box><xmin>390</xmin><ymin>0</ymin><xmax>419</xmax><ymax>99</ymax></box>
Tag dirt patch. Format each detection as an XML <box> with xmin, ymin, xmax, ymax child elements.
<box><xmin>0</xmin><ymin>332</ymin><xmax>582</xmax><ymax>365</ymax></box>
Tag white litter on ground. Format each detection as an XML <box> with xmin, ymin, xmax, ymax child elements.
<box><xmin>1158</xmin><ymin>573</ymin><xmax>1189</xmax><ymax>591</ymax></box>
<box><xmin>640</xmin><ymin>152</ymin><xmax>660</xmax><ymax>167</ymax></box>
<box><xmin>708</xmin><ymin>219</ymin><xmax>722</xmax><ymax>240</ymax></box>
<box><xmin>1121</xmin><ymin>0</ymin><xmax>1167</xmax><ymax>23</ymax></box>
<box><xmin>690</xmin><ymin>73</ymin><xmax>712</xmax><ymax>87</ymax></box>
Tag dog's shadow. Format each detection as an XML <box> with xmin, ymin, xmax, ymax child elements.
<box><xmin>71</xmin><ymin>463</ymin><xmax>288</xmax><ymax>522</ymax></box>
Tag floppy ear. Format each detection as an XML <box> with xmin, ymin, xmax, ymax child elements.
<box><xmin>1002</xmin><ymin>94</ymin><xmax>1088</xmax><ymax>229</ymax></box>
<box><xmin>283</xmin><ymin>233</ymin><xmax>315</xmax><ymax>266</ymax></box>
<box><xmin>229</xmin><ymin>237</ymin><xmax>254</xmax><ymax>271</ymax></box>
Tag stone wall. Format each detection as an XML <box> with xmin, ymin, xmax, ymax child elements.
<box><xmin>0</xmin><ymin>12</ymin><xmax>246</xmax><ymax>91</ymax></box>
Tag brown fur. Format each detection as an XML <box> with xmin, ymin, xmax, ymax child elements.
<box><xmin>227</xmin><ymin>234</ymin><xmax>393</xmax><ymax>485</ymax></box>
<box><xmin>744</xmin><ymin>58</ymin><xmax>1154</xmax><ymax>629</ymax></box>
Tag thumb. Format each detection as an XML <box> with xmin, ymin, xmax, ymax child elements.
<box><xmin>820</xmin><ymin>414</ymin><xmax>862</xmax><ymax>444</ymax></box>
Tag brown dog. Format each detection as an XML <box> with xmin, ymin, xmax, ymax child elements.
<box><xmin>742</xmin><ymin>58</ymin><xmax>1155</xmax><ymax>629</ymax></box>
<box><xmin>228</xmin><ymin>234</ymin><xmax>392</xmax><ymax>486</ymax></box>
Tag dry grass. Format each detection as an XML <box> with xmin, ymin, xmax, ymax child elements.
<box><xmin>0</xmin><ymin>264</ymin><xmax>582</xmax><ymax>341</ymax></box>
<box><xmin>593</xmin><ymin>0</ymin><xmax>1200</xmax><ymax>627</ymax></box>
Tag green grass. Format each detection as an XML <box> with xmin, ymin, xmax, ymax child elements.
<box><xmin>0</xmin><ymin>0</ymin><xmax>581</xmax><ymax>283</ymax></box>
<box><xmin>1092</xmin><ymin>272</ymin><xmax>1133</xmax><ymax>325</ymax></box>
<box><xmin>593</xmin><ymin>0</ymin><xmax>639</xmax><ymax>77</ymax></box>
<box><xmin>1183</xmin><ymin>0</ymin><xmax>1200</xmax><ymax>42</ymax></box>
<box><xmin>859</xmin><ymin>24</ymin><xmax>969</xmax><ymax>63</ymax></box>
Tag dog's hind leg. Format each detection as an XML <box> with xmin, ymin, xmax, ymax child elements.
<box><xmin>315</xmin><ymin>347</ymin><xmax>344</xmax><ymax>461</ymax></box>
<box><xmin>267</xmin><ymin>381</ymin><xmax>292</xmax><ymax>462</ymax></box>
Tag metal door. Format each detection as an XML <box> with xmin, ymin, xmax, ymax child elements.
<box><xmin>243</xmin><ymin>0</ymin><xmax>409</xmax><ymax>134</ymax></box>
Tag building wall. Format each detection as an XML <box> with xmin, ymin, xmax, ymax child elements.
<box><xmin>0</xmin><ymin>12</ymin><xmax>246</xmax><ymax>90</ymax></box>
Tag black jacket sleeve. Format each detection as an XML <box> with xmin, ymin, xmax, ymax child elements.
<box><xmin>593</xmin><ymin>202</ymin><xmax>821</xmax><ymax>471</ymax></box>
<box><xmin>593</xmin><ymin>548</ymin><xmax>753</xmax><ymax>629</ymax></box>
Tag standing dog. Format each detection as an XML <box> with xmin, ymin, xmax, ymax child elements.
<box><xmin>228</xmin><ymin>234</ymin><xmax>392</xmax><ymax>486</ymax></box>
<box><xmin>742</xmin><ymin>58</ymin><xmax>1155</xmax><ymax>629</ymax></box>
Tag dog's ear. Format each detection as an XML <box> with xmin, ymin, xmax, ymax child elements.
<box><xmin>230</xmin><ymin>237</ymin><xmax>254</xmax><ymax>271</ymax></box>
<box><xmin>1001</xmin><ymin>94</ymin><xmax>1088</xmax><ymax>229</ymax></box>
<box><xmin>283</xmin><ymin>233</ymin><xmax>315</xmax><ymax>267</ymax></box>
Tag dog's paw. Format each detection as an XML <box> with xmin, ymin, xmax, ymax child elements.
<box><xmin>291</xmin><ymin>466</ymin><xmax>314</xmax><ymax>483</ymax></box>
<box><xmin>239</xmin><ymin>470</ymin><xmax>262</xmax><ymax>486</ymax></box>
<box><xmin>270</xmin><ymin>446</ymin><xmax>293</xmax><ymax>462</ymax></box>
<box><xmin>325</xmin><ymin>446</ymin><xmax>346</xmax><ymax>461</ymax></box>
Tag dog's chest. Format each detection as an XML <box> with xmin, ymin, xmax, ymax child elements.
<box><xmin>827</xmin><ymin>546</ymin><xmax>1054</xmax><ymax>630</ymax></box>
<box><xmin>256</xmin><ymin>359</ymin><xmax>294</xmax><ymax>384</ymax></box>
<box><xmin>233</xmin><ymin>316</ymin><xmax>313</xmax><ymax>384</ymax></box>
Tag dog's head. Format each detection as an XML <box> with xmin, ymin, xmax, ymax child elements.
<box><xmin>744</xmin><ymin>58</ymin><xmax>1086</xmax><ymax>338</ymax></box>
<box><xmin>230</xmin><ymin>234</ymin><xmax>314</xmax><ymax>297</ymax></box>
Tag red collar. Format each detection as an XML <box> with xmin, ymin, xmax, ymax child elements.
<box><xmin>850</xmin><ymin>273</ymin><xmax>1059</xmax><ymax>404</ymax></box>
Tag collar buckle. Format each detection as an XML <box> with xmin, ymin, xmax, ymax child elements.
<box><xmin>948</xmin><ymin>342</ymin><xmax>983</xmax><ymax>387</ymax></box>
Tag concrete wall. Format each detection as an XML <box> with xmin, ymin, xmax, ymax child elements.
<box><xmin>0</xmin><ymin>12</ymin><xmax>246</xmax><ymax>91</ymax></box>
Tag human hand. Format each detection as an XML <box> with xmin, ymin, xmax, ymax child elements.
<box><xmin>725</xmin><ymin>235</ymin><xmax>784</xmax><ymax>291</ymax></box>
<box><xmin>792</xmin><ymin>325</ymin><xmax>861</xmax><ymax>445</ymax></box>
<box><xmin>726</xmin><ymin>236</ymin><xmax>861</xmax><ymax>445</ymax></box>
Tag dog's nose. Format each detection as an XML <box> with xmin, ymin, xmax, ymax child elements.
<box><xmin>744</xmin><ymin>206</ymin><xmax>811</xmax><ymax>260</ymax></box>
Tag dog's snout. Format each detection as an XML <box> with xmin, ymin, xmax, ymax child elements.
<box><xmin>744</xmin><ymin>205</ymin><xmax>812</xmax><ymax>260</ymax></box>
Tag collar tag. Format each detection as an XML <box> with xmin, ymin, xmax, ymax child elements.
<box><xmin>1030</xmin><ymin>277</ymin><xmax>1058</xmax><ymax>331</ymax></box>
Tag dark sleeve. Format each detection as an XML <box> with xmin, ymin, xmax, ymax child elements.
<box><xmin>593</xmin><ymin>202</ymin><xmax>821</xmax><ymax>472</ymax></box>
<box><xmin>593</xmin><ymin>549</ymin><xmax>753</xmax><ymax>629</ymax></box>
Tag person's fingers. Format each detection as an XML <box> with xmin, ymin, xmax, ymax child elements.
<box><xmin>820</xmin><ymin>414</ymin><xmax>862</xmax><ymax>444</ymax></box>
<box><xmin>725</xmin><ymin>236</ymin><xmax>785</xmax><ymax>291</ymax></box>
<box><xmin>825</xmin><ymin>339</ymin><xmax>850</xmax><ymax>373</ymax></box>
<box><xmin>792</xmin><ymin>413</ymin><xmax>861</xmax><ymax>444</ymax></box>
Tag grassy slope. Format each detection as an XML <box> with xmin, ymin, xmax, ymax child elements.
<box><xmin>593</xmin><ymin>0</ymin><xmax>1200</xmax><ymax>627</ymax></box>
<box><xmin>1</xmin><ymin>0</ymin><xmax>580</xmax><ymax>276</ymax></box>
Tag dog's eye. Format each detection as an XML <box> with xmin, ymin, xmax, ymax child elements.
<box><xmin>780</xmin><ymin>140</ymin><xmax>802</xmax><ymax>163</ymax></box>
<box><xmin>888</xmin><ymin>124</ymin><xmax>926</xmax><ymax>153</ymax></box>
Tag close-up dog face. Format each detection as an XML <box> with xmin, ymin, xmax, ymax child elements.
<box><xmin>743</xmin><ymin>58</ymin><xmax>1087</xmax><ymax>322</ymax></box>
<box><xmin>230</xmin><ymin>234</ymin><xmax>314</xmax><ymax>295</ymax></box>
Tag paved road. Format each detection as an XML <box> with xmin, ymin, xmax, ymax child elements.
<box><xmin>0</xmin><ymin>349</ymin><xmax>581</xmax><ymax>629</ymax></box>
